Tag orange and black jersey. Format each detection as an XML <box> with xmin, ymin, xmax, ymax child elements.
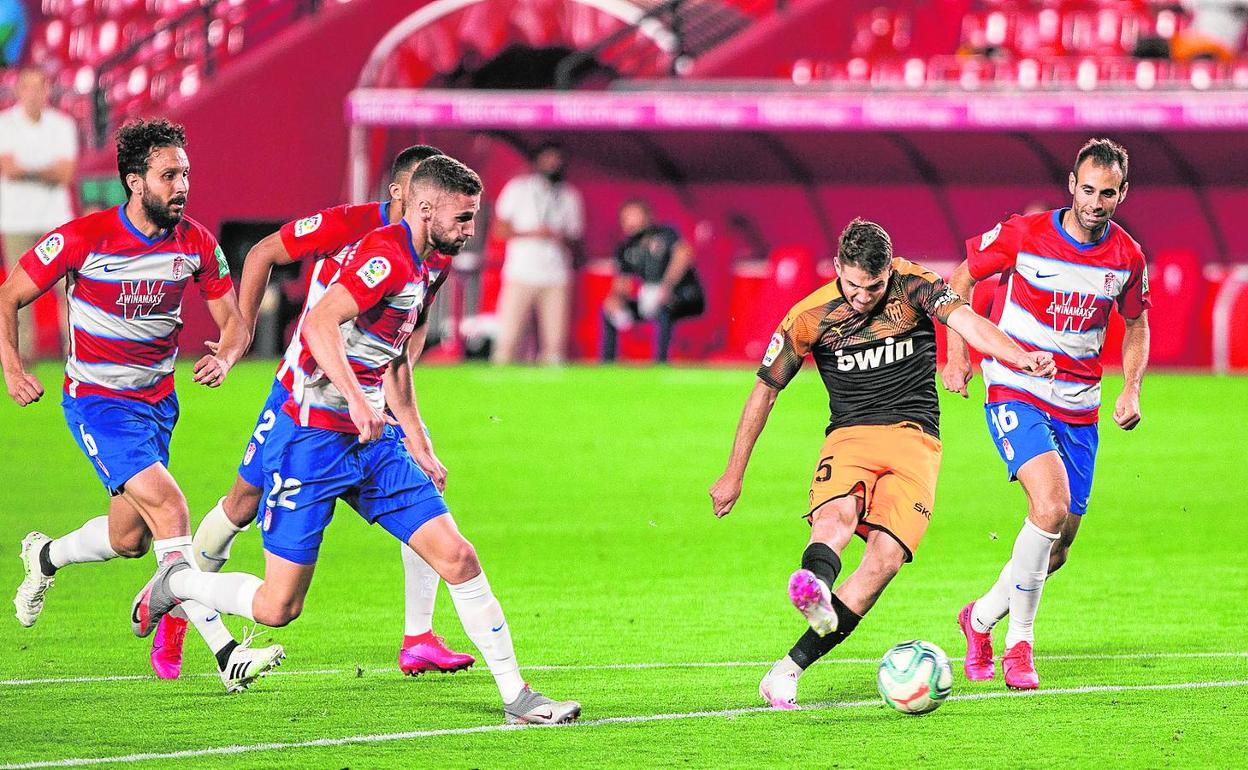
<box><xmin>757</xmin><ymin>258</ymin><xmax>966</xmax><ymax>439</ymax></box>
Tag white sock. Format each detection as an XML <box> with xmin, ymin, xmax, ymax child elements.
<box><xmin>192</xmin><ymin>497</ymin><xmax>248</xmax><ymax>572</ymax></box>
<box><xmin>1004</xmin><ymin>519</ymin><xmax>1060</xmax><ymax>649</ymax></box>
<box><xmin>773</xmin><ymin>655</ymin><xmax>803</xmax><ymax>678</ymax></box>
<box><xmin>972</xmin><ymin>560</ymin><xmax>1014</xmax><ymax>634</ymax></box>
<box><xmin>152</xmin><ymin>537</ymin><xmax>234</xmax><ymax>654</ymax></box>
<box><xmin>48</xmin><ymin>516</ymin><xmax>118</xmax><ymax>569</ymax></box>
<box><xmin>402</xmin><ymin>545</ymin><xmax>440</xmax><ymax>637</ymax></box>
<box><xmin>168</xmin><ymin>569</ymin><xmax>261</xmax><ymax>623</ymax></box>
<box><xmin>447</xmin><ymin>571</ymin><xmax>524</xmax><ymax>703</ymax></box>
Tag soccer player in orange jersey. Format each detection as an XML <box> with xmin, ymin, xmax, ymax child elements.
<box><xmin>710</xmin><ymin>219</ymin><xmax>1056</xmax><ymax>709</ymax></box>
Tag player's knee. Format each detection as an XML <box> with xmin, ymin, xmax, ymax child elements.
<box><xmin>110</xmin><ymin>531</ymin><xmax>150</xmax><ymax>559</ymax></box>
<box><xmin>255</xmin><ymin>597</ymin><xmax>303</xmax><ymax>627</ymax></box>
<box><xmin>809</xmin><ymin>498</ymin><xmax>858</xmax><ymax>540</ymax></box>
<box><xmin>1028</xmin><ymin>500</ymin><xmax>1068</xmax><ymax>531</ymax></box>
<box><xmin>442</xmin><ymin>540</ymin><xmax>481</xmax><ymax>584</ymax></box>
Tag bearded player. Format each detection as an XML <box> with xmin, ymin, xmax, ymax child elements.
<box><xmin>710</xmin><ymin>218</ymin><xmax>1055</xmax><ymax>709</ymax></box>
<box><xmin>944</xmin><ymin>138</ymin><xmax>1150</xmax><ymax>689</ymax></box>
<box><xmin>150</xmin><ymin>145</ymin><xmax>472</xmax><ymax>680</ymax></box>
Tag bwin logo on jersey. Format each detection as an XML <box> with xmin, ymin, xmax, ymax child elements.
<box><xmin>835</xmin><ymin>337</ymin><xmax>915</xmax><ymax>371</ymax></box>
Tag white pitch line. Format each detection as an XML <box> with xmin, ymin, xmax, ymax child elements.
<box><xmin>0</xmin><ymin>650</ymin><xmax>1244</xmax><ymax>688</ymax></box>
<box><xmin>3</xmin><ymin>679</ymin><xmax>1246</xmax><ymax>770</ymax></box>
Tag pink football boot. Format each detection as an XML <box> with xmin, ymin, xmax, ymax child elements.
<box><xmin>151</xmin><ymin>614</ymin><xmax>189</xmax><ymax>679</ymax></box>
<box><xmin>399</xmin><ymin>632</ymin><xmax>475</xmax><ymax>675</ymax></box>
<box><xmin>957</xmin><ymin>602</ymin><xmax>995</xmax><ymax>681</ymax></box>
<box><xmin>788</xmin><ymin>569</ymin><xmax>838</xmax><ymax>636</ymax></box>
<box><xmin>1002</xmin><ymin>641</ymin><xmax>1040</xmax><ymax>690</ymax></box>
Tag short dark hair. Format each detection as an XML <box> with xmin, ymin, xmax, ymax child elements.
<box><xmin>115</xmin><ymin>119</ymin><xmax>186</xmax><ymax>191</ymax></box>
<box><xmin>1074</xmin><ymin>138</ymin><xmax>1129</xmax><ymax>185</ymax></box>
<box><xmin>532</xmin><ymin>141</ymin><xmax>564</xmax><ymax>160</ymax></box>
<box><xmin>409</xmin><ymin>154</ymin><xmax>482</xmax><ymax>197</ymax></box>
<box><xmin>391</xmin><ymin>144</ymin><xmax>443</xmax><ymax>180</ymax></box>
<box><xmin>837</xmin><ymin>218</ymin><xmax>893</xmax><ymax>275</ymax></box>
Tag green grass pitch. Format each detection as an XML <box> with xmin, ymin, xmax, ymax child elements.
<box><xmin>0</xmin><ymin>361</ymin><xmax>1244</xmax><ymax>768</ymax></box>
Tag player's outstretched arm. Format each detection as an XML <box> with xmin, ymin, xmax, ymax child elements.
<box><xmin>303</xmin><ymin>284</ymin><xmax>391</xmax><ymax>442</ymax></box>
<box><xmin>0</xmin><ymin>267</ymin><xmax>46</xmax><ymax>406</ymax></box>
<box><xmin>1114</xmin><ymin>310</ymin><xmax>1149</xmax><ymax>430</ymax></box>
<box><xmin>195</xmin><ymin>291</ymin><xmax>248</xmax><ymax>387</ymax></box>
<box><xmin>941</xmin><ymin>260</ymin><xmax>980</xmax><ymax>398</ymax></box>
<box><xmin>709</xmin><ymin>379</ymin><xmax>779</xmax><ymax>519</ymax></box>
<box><xmin>945</xmin><ymin>305</ymin><xmax>1056</xmax><ymax>379</ymax></box>
<box><xmin>237</xmin><ymin>232</ymin><xmax>295</xmax><ymax>340</ymax></box>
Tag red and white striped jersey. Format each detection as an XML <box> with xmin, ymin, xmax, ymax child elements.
<box><xmin>19</xmin><ymin>205</ymin><xmax>233</xmax><ymax>402</ymax></box>
<box><xmin>284</xmin><ymin>221</ymin><xmax>430</xmax><ymax>432</ymax></box>
<box><xmin>966</xmin><ymin>208</ymin><xmax>1151</xmax><ymax>424</ymax></box>
<box><xmin>271</xmin><ymin>201</ymin><xmax>451</xmax><ymax>394</ymax></box>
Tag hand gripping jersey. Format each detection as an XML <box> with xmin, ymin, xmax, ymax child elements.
<box><xmin>19</xmin><ymin>205</ymin><xmax>233</xmax><ymax>402</ymax></box>
<box><xmin>284</xmin><ymin>221</ymin><xmax>430</xmax><ymax>432</ymax></box>
<box><xmin>966</xmin><ymin>209</ymin><xmax>1151</xmax><ymax>424</ymax></box>
<box><xmin>757</xmin><ymin>257</ymin><xmax>966</xmax><ymax>439</ymax></box>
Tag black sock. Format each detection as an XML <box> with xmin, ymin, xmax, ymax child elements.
<box><xmin>800</xmin><ymin>542</ymin><xmax>841</xmax><ymax>589</ymax></box>
<box><xmin>215</xmin><ymin>640</ymin><xmax>239</xmax><ymax>671</ymax></box>
<box><xmin>788</xmin><ymin>593</ymin><xmax>864</xmax><ymax>670</ymax></box>
<box><xmin>38</xmin><ymin>542</ymin><xmax>57</xmax><ymax>577</ymax></box>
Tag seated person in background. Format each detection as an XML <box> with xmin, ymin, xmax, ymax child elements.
<box><xmin>602</xmin><ymin>199</ymin><xmax>704</xmax><ymax>363</ymax></box>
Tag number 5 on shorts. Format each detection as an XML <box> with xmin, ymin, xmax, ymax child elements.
<box><xmin>989</xmin><ymin>404</ymin><xmax>1019</xmax><ymax>439</ymax></box>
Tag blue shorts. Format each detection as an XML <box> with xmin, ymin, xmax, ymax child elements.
<box><xmin>258</xmin><ymin>412</ymin><xmax>449</xmax><ymax>565</ymax></box>
<box><xmin>237</xmin><ymin>379</ymin><xmax>295</xmax><ymax>489</ymax></box>
<box><xmin>63</xmin><ymin>391</ymin><xmax>180</xmax><ymax>495</ymax></box>
<box><xmin>984</xmin><ymin>400</ymin><xmax>1099</xmax><ymax>515</ymax></box>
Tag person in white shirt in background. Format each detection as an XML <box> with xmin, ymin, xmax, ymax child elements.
<box><xmin>490</xmin><ymin>142</ymin><xmax>584</xmax><ymax>365</ymax></box>
<box><xmin>0</xmin><ymin>66</ymin><xmax>77</xmax><ymax>357</ymax></box>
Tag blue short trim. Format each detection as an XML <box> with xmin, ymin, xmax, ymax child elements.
<box><xmin>62</xmin><ymin>391</ymin><xmax>179</xmax><ymax>495</ymax></box>
<box><xmin>984</xmin><ymin>400</ymin><xmax>1099</xmax><ymax>515</ymax></box>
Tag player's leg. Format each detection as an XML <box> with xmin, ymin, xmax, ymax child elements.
<box><xmin>120</xmin><ymin>463</ymin><xmax>260</xmax><ymax>678</ymax></box>
<box><xmin>786</xmin><ymin>428</ymin><xmax>876</xmax><ymax>638</ymax></box>
<box><xmin>364</xmin><ymin>435</ymin><xmax>576</xmax><ymax>723</ymax></box>
<box><xmin>192</xmin><ymin>381</ymin><xmax>290</xmax><ymax>573</ymax></box>
<box><xmin>403</xmin><ymin>515</ymin><xmax>578</xmax><ymax>723</ymax></box>
<box><xmin>191</xmin><ymin>478</ymin><xmax>260</xmax><ymax>572</ymax></box>
<box><xmin>16</xmin><ymin>393</ymin><xmax>167</xmax><ymax>626</ymax></box>
<box><xmin>398</xmin><ymin>544</ymin><xmax>475</xmax><ymax>675</ymax></box>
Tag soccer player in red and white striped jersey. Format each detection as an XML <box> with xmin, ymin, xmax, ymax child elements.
<box><xmin>169</xmin><ymin>146</ymin><xmax>470</xmax><ymax>680</ymax></box>
<box><xmin>944</xmin><ymin>138</ymin><xmax>1151</xmax><ymax>689</ymax></box>
<box><xmin>1</xmin><ymin>119</ymin><xmax>283</xmax><ymax>692</ymax></box>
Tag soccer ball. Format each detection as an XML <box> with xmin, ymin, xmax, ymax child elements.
<box><xmin>876</xmin><ymin>640</ymin><xmax>954</xmax><ymax>714</ymax></box>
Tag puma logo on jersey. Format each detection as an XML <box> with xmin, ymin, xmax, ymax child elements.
<box><xmin>835</xmin><ymin>337</ymin><xmax>914</xmax><ymax>371</ymax></box>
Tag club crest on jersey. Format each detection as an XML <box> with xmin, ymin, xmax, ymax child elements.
<box><xmin>1047</xmin><ymin>290</ymin><xmax>1098</xmax><ymax>332</ymax></box>
<box><xmin>357</xmin><ymin>257</ymin><xmax>391</xmax><ymax>288</ymax></box>
<box><xmin>979</xmin><ymin>223</ymin><xmax>1002</xmax><ymax>251</ymax></box>
<box><xmin>1103</xmin><ymin>271</ymin><xmax>1119</xmax><ymax>297</ymax></box>
<box><xmin>171</xmin><ymin>255</ymin><xmax>185</xmax><ymax>281</ymax></box>
<box><xmin>35</xmin><ymin>233</ymin><xmax>64</xmax><ymax>265</ymax></box>
<box><xmin>762</xmin><ymin>333</ymin><xmax>784</xmax><ymax>366</ymax></box>
<box><xmin>116</xmin><ymin>280</ymin><xmax>166</xmax><ymax>319</ymax></box>
<box><xmin>294</xmin><ymin>214</ymin><xmax>323</xmax><ymax>238</ymax></box>
<box><xmin>835</xmin><ymin>336</ymin><xmax>914</xmax><ymax>371</ymax></box>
